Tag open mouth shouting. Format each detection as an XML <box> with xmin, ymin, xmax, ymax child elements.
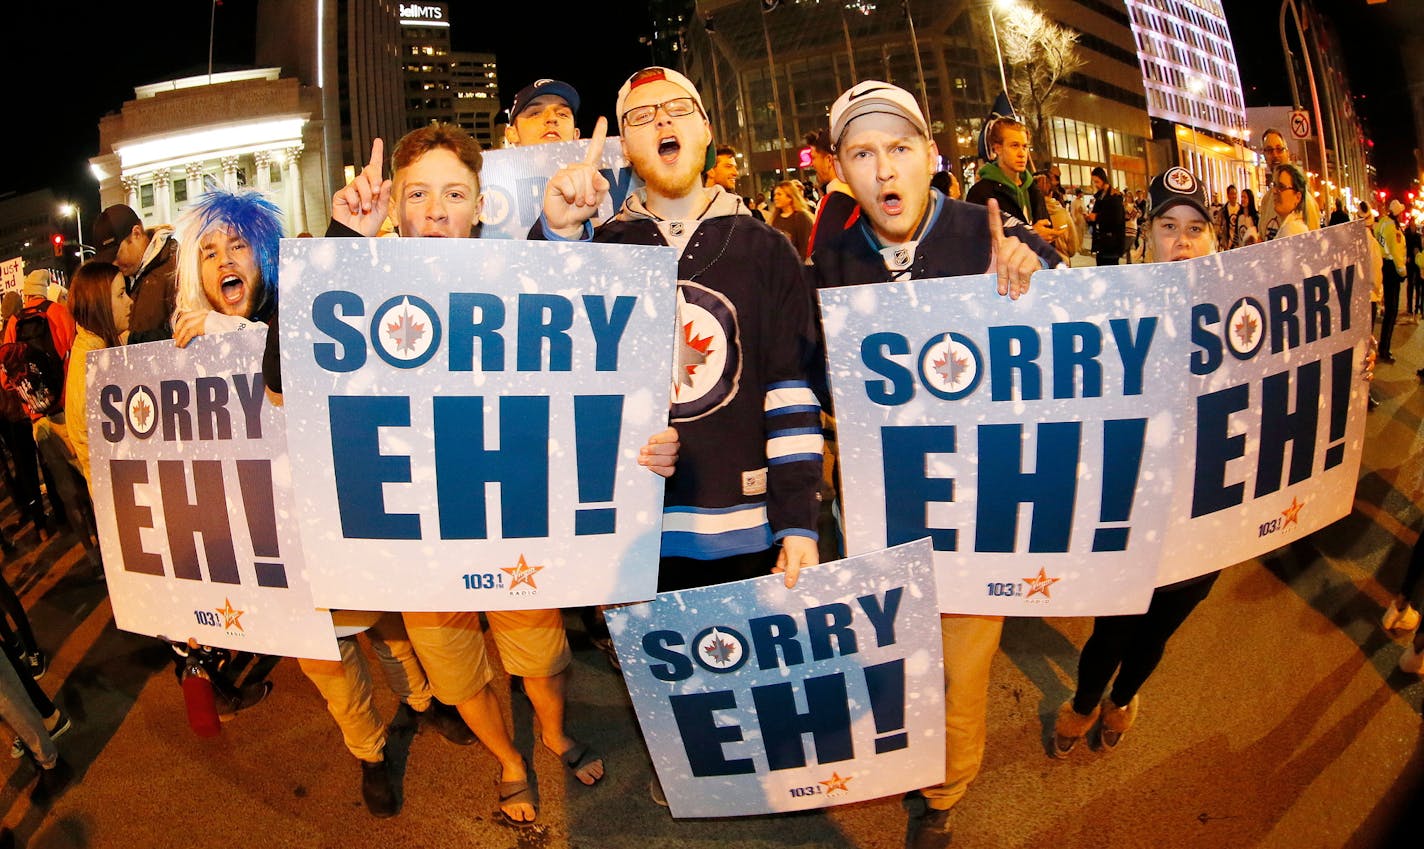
<box><xmin>879</xmin><ymin>190</ymin><xmax>904</xmax><ymax>217</ymax></box>
<box><xmin>658</xmin><ymin>135</ymin><xmax>682</xmax><ymax>164</ymax></box>
<box><xmin>211</xmin><ymin>270</ymin><xmax>259</xmax><ymax>317</ymax></box>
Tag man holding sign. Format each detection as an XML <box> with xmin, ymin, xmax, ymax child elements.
<box><xmin>536</xmin><ymin>66</ymin><xmax>823</xmax><ymax>592</ymax></box>
<box><xmin>536</xmin><ymin>66</ymin><xmax>823</xmax><ymax>805</ymax></box>
<box><xmin>271</xmin><ymin>122</ymin><xmax>681</xmax><ymax>824</ymax></box>
<box><xmin>809</xmin><ymin>80</ymin><xmax>1060</xmax><ymax>849</ymax></box>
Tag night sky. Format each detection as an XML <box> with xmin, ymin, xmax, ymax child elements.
<box><xmin>2</xmin><ymin>0</ymin><xmax>1417</xmax><ymax>219</ymax></box>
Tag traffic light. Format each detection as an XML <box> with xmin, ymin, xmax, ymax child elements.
<box><xmin>51</xmin><ymin>233</ymin><xmax>63</xmax><ymax>257</ymax></box>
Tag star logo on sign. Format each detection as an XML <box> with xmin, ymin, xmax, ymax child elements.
<box><xmin>217</xmin><ymin>598</ymin><xmax>245</xmax><ymax>631</ymax></box>
<box><xmin>1281</xmin><ymin>497</ymin><xmax>1303</xmax><ymax>528</ymax></box>
<box><xmin>501</xmin><ymin>554</ymin><xmax>544</xmax><ymax>590</ymax></box>
<box><xmin>819</xmin><ymin>772</ymin><xmax>852</xmax><ymax>795</ymax></box>
<box><xmin>1023</xmin><ymin>567</ymin><xmax>1060</xmax><ymax>599</ymax></box>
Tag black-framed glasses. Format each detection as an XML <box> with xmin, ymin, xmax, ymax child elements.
<box><xmin>1272</xmin><ymin>181</ymin><xmax>1298</xmax><ymax>193</ymax></box>
<box><xmin>621</xmin><ymin>97</ymin><xmax>700</xmax><ymax>127</ymax></box>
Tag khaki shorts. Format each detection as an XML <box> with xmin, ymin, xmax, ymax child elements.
<box><xmin>485</xmin><ymin>608</ymin><xmax>571</xmax><ymax>679</ymax></box>
<box><xmin>401</xmin><ymin>611</ymin><xmax>496</xmax><ymax>705</ymax></box>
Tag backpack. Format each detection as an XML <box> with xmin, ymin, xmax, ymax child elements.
<box><xmin>0</xmin><ymin>301</ymin><xmax>66</xmax><ymax>417</ymax></box>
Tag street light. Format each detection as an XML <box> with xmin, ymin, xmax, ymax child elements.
<box><xmin>59</xmin><ymin>202</ymin><xmax>91</xmax><ymax>263</ymax></box>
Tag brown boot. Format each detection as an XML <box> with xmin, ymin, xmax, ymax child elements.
<box><xmin>1099</xmin><ymin>695</ymin><xmax>1140</xmax><ymax>750</ymax></box>
<box><xmin>1052</xmin><ymin>700</ymin><xmax>1099</xmax><ymax>758</ymax></box>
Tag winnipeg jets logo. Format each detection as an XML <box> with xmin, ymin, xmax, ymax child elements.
<box><xmin>1225</xmin><ymin>297</ymin><xmax>1265</xmax><ymax>359</ymax></box>
<box><xmin>371</xmin><ymin>294</ymin><xmax>441</xmax><ymax>368</ymax></box>
<box><xmin>1164</xmin><ymin>166</ymin><xmax>1196</xmax><ymax>193</ymax></box>
<box><xmin>670</xmin><ymin>282</ymin><xmax>741</xmax><ymax>421</ymax></box>
<box><xmin>691</xmin><ymin>625</ymin><xmax>750</xmax><ymax>673</ymax></box>
<box><xmin>126</xmin><ymin>385</ymin><xmax>159</xmax><ymax>439</ymax></box>
<box><xmin>918</xmin><ymin>332</ymin><xmax>983</xmax><ymax>400</ymax></box>
<box><xmin>480</xmin><ymin>186</ymin><xmax>513</xmax><ymax>227</ymax></box>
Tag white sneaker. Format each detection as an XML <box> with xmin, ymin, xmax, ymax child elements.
<box><xmin>1382</xmin><ymin>600</ymin><xmax>1421</xmax><ymax>633</ymax></box>
<box><xmin>1400</xmin><ymin>644</ymin><xmax>1424</xmax><ymax>675</ymax></box>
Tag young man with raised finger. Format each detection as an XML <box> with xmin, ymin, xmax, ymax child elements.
<box><xmin>810</xmin><ymin>80</ymin><xmax>1061</xmax><ymax>849</ymax></box>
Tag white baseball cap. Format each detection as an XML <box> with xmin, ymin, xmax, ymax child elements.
<box><xmin>829</xmin><ymin>80</ymin><xmax>929</xmax><ymax>148</ymax></box>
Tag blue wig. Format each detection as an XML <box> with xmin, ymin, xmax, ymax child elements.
<box><xmin>175</xmin><ymin>188</ymin><xmax>285</xmax><ymax>321</ymax></box>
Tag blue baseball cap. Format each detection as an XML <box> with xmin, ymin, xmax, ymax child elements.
<box><xmin>509</xmin><ymin>79</ymin><xmax>580</xmax><ymax>120</ymax></box>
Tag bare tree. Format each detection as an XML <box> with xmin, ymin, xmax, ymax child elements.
<box><xmin>995</xmin><ymin>3</ymin><xmax>1085</xmax><ymax>169</ymax></box>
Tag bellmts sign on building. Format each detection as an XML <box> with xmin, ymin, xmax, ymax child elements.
<box><xmin>88</xmin><ymin>331</ymin><xmax>339</xmax><ymax>660</ymax></box>
<box><xmin>278</xmin><ymin>237</ymin><xmax>677</xmax><ymax>611</ymax></box>
<box><xmin>818</xmin><ymin>224</ymin><xmax>1370</xmax><ymax>615</ymax></box>
<box><xmin>604</xmin><ymin>539</ymin><xmax>945</xmax><ymax>818</ymax></box>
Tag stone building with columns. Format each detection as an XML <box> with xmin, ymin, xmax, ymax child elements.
<box><xmin>90</xmin><ymin>68</ymin><xmax>326</xmax><ymax>236</ymax></box>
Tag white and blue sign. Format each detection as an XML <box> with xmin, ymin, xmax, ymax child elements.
<box><xmin>478</xmin><ymin>137</ymin><xmax>641</xmax><ymax>240</ymax></box>
<box><xmin>277</xmin><ymin>236</ymin><xmax>678</xmax><ymax>611</ymax></box>
<box><xmin>88</xmin><ymin>330</ymin><xmax>340</xmax><ymax>660</ymax></box>
<box><xmin>1157</xmin><ymin>222</ymin><xmax>1371</xmax><ymax>584</ymax></box>
<box><xmin>818</xmin><ymin>224</ymin><xmax>1372</xmax><ymax>614</ymax></box>
<box><xmin>604</xmin><ymin>539</ymin><xmax>945</xmax><ymax>818</ymax></box>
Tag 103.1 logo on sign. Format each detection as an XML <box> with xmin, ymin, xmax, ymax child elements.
<box><xmin>462</xmin><ymin>572</ymin><xmax>506</xmax><ymax>590</ymax></box>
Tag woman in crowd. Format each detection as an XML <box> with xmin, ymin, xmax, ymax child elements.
<box><xmin>1237</xmin><ymin>188</ymin><xmax>1261</xmax><ymax>246</ymax></box>
<box><xmin>769</xmin><ymin>179</ymin><xmax>815</xmax><ymax>261</ymax></box>
<box><xmin>1268</xmin><ymin>163</ymin><xmax>1310</xmax><ymax>240</ymax></box>
<box><xmin>1052</xmin><ymin>167</ymin><xmax>1228</xmax><ymax>756</ymax></box>
<box><xmin>64</xmin><ymin>261</ymin><xmax>126</xmax><ymax>490</ymax></box>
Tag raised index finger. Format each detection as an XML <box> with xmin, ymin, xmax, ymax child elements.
<box><xmin>985</xmin><ymin>197</ymin><xmax>1006</xmax><ymax>248</ymax></box>
<box><xmin>583</xmin><ymin>117</ymin><xmax>609</xmax><ymax>167</ymax></box>
<box><xmin>366</xmin><ymin>138</ymin><xmax>385</xmax><ymax>181</ymax></box>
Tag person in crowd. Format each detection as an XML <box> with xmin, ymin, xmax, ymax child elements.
<box><xmin>159</xmin><ymin>189</ymin><xmax>287</xmax><ymax>725</ymax></box>
<box><xmin>1033</xmin><ymin>173</ymin><xmax>1077</xmax><ymax>264</ymax></box>
<box><xmin>501</xmin><ymin>77</ymin><xmax>622</xmax><ymax>671</ymax></box>
<box><xmin>1126</xmin><ymin>190</ymin><xmax>1144</xmax><ymax>262</ymax></box>
<box><xmin>1328</xmin><ymin>197</ymin><xmax>1352</xmax><ymax>227</ymax></box>
<box><xmin>92</xmin><ymin>203</ymin><xmax>177</xmax><ymax>343</ymax></box>
<box><xmin>0</xmin><ymin>270</ymin><xmax>97</xmax><ymax>565</ymax></box>
<box><xmin>1402</xmin><ymin>216</ymin><xmax>1420</xmax><ymax>323</ymax></box>
<box><xmin>0</xmin><ymin>645</ymin><xmax>72</xmax><ymax>806</ymax></box>
<box><xmin>703</xmin><ymin>145</ymin><xmax>765</xmax><ymax>221</ymax></box>
<box><xmin>809</xmin><ymin>79</ymin><xmax>1059</xmax><ymax>849</ymax></box>
<box><xmin>1374</xmin><ymin>198</ymin><xmax>1407</xmax><ymax>364</ymax></box>
<box><xmin>1238</xmin><ymin>188</ymin><xmax>1261</xmax><ymax>246</ymax></box>
<box><xmin>1070</xmin><ymin>186</ymin><xmax>1091</xmax><ymax>254</ymax></box>
<box><xmin>298</xmin><ymin>611</ymin><xmax>479</xmax><ymax>818</ymax></box>
<box><xmin>1382</xmin><ymin>534</ymin><xmax>1424</xmax><ymax>674</ymax></box>
<box><xmin>1216</xmin><ymin>184</ymin><xmax>1244</xmax><ymax>249</ymax></box>
<box><xmin>1266</xmin><ymin>163</ymin><xmax>1311</xmax><ymax>241</ymax></box>
<box><xmin>1258</xmin><ymin>128</ymin><xmax>1320</xmax><ymax>238</ymax></box>
<box><xmin>965</xmin><ymin>116</ymin><xmax>1054</xmax><ymax>244</ymax></box>
<box><xmin>805</xmin><ymin>127</ymin><xmax>857</xmax><ymax>258</ymax></box>
<box><xmin>0</xmin><ymin>292</ymin><xmax>50</xmax><ymax>537</ymax></box>
<box><xmin>171</xmin><ymin>188</ymin><xmax>281</xmax><ymax>347</ymax></box>
<box><xmin>63</xmin><ymin>261</ymin><xmax>126</xmax><ymax>490</ymax></box>
<box><xmin>1050</xmin><ymin>167</ymin><xmax>1228</xmax><ymax>760</ymax></box>
<box><xmin>769</xmin><ymin>179</ymin><xmax>815</xmax><ymax>261</ymax></box>
<box><xmin>1086</xmin><ymin>166</ymin><xmax>1125</xmax><ymax>265</ymax></box>
<box><xmin>1</xmin><ymin>564</ymin><xmax>72</xmax><ymax>766</ymax></box>
<box><xmin>503</xmin><ymin>78</ymin><xmax>580</xmax><ymax>147</ymax></box>
<box><xmin>537</xmin><ymin>64</ymin><xmax>822</xmax><ymax>805</ymax></box>
<box><xmin>272</xmin><ymin>121</ymin><xmax>680</xmax><ymax>824</ymax></box>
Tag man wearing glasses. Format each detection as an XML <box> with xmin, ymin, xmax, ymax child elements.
<box><xmin>1258</xmin><ymin>128</ymin><xmax>1320</xmax><ymax>239</ymax></box>
<box><xmin>537</xmin><ymin>65</ymin><xmax>822</xmax><ymax>595</ymax></box>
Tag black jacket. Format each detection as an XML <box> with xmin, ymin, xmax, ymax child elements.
<box><xmin>1091</xmin><ymin>189</ymin><xmax>1126</xmax><ymax>256</ymax></box>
